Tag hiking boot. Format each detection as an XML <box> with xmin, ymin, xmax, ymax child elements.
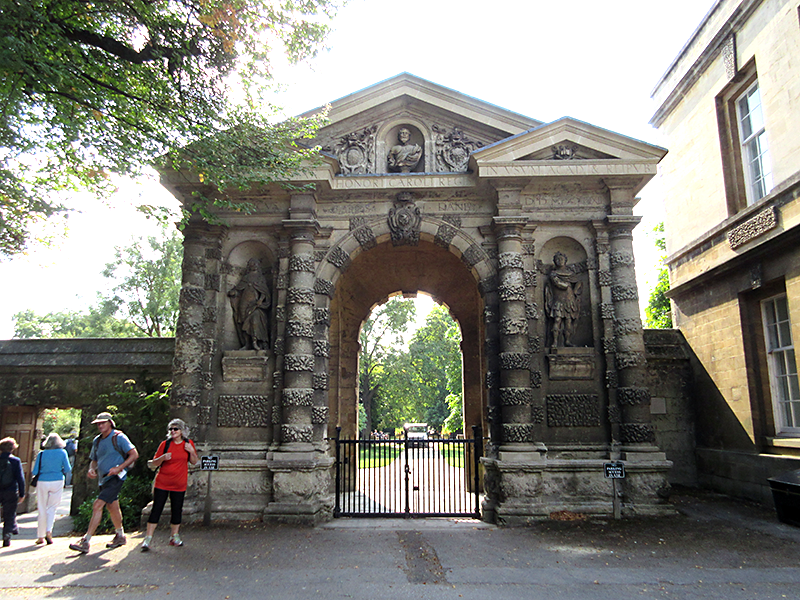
<box><xmin>168</xmin><ymin>534</ymin><xmax>183</xmax><ymax>547</ymax></box>
<box><xmin>106</xmin><ymin>533</ymin><xmax>127</xmax><ymax>549</ymax></box>
<box><xmin>69</xmin><ymin>538</ymin><xmax>89</xmax><ymax>553</ymax></box>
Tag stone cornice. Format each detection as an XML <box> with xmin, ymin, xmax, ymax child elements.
<box><xmin>650</xmin><ymin>0</ymin><xmax>764</xmax><ymax>128</ymax></box>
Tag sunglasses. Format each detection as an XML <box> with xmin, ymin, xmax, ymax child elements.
<box><xmin>169</xmin><ymin>427</ymin><xmax>181</xmax><ymax>431</ymax></box>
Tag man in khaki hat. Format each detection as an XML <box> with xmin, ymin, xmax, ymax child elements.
<box><xmin>69</xmin><ymin>412</ymin><xmax>138</xmax><ymax>554</ymax></box>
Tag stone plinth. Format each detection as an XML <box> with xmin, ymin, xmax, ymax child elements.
<box><xmin>546</xmin><ymin>347</ymin><xmax>595</xmax><ymax>380</ymax></box>
<box><xmin>222</xmin><ymin>350</ymin><xmax>269</xmax><ymax>382</ymax></box>
<box><xmin>481</xmin><ymin>455</ymin><xmax>675</xmax><ymax>525</ymax></box>
<box><xmin>264</xmin><ymin>450</ymin><xmax>334</xmax><ymax>524</ymax></box>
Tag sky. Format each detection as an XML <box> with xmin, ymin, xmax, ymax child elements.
<box><xmin>0</xmin><ymin>0</ymin><xmax>718</xmax><ymax>338</ymax></box>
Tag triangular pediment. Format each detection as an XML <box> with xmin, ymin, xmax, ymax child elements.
<box><xmin>301</xmin><ymin>73</ymin><xmax>541</xmax><ymax>137</ymax></box>
<box><xmin>472</xmin><ymin>117</ymin><xmax>667</xmax><ymax>163</ymax></box>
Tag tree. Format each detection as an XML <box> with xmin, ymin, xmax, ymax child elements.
<box><xmin>1</xmin><ymin>0</ymin><xmax>339</xmax><ymax>257</ymax></box>
<box><xmin>12</xmin><ymin>223</ymin><xmax>182</xmax><ymax>338</ymax></box>
<box><xmin>406</xmin><ymin>306</ymin><xmax>462</xmax><ymax>432</ymax></box>
<box><xmin>645</xmin><ymin>222</ymin><xmax>673</xmax><ymax>328</ymax></box>
<box><xmin>102</xmin><ymin>225</ymin><xmax>183</xmax><ymax>336</ymax></box>
<box><xmin>358</xmin><ymin>298</ymin><xmax>416</xmax><ymax>435</ymax></box>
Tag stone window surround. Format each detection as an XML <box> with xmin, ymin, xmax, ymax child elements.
<box><xmin>715</xmin><ymin>58</ymin><xmax>764</xmax><ymax>216</ymax></box>
<box><xmin>761</xmin><ymin>293</ymin><xmax>800</xmax><ymax>435</ymax></box>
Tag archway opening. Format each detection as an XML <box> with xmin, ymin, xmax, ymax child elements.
<box><xmin>358</xmin><ymin>293</ymin><xmax>464</xmax><ymax>440</ymax></box>
<box><xmin>327</xmin><ymin>240</ymin><xmax>485</xmax><ymax>445</ymax></box>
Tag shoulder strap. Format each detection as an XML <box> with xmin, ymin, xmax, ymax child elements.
<box><xmin>164</xmin><ymin>439</ymin><xmax>171</xmax><ymax>454</ymax></box>
<box><xmin>111</xmin><ymin>430</ymin><xmax>127</xmax><ymax>459</ymax></box>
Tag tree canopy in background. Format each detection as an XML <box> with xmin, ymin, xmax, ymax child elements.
<box><xmin>13</xmin><ymin>224</ymin><xmax>182</xmax><ymax>337</ymax></box>
<box><xmin>360</xmin><ymin>300</ymin><xmax>463</xmax><ymax>435</ymax></box>
<box><xmin>358</xmin><ymin>297</ymin><xmax>416</xmax><ymax>434</ymax></box>
<box><xmin>645</xmin><ymin>222</ymin><xmax>673</xmax><ymax>328</ymax></box>
<box><xmin>0</xmin><ymin>0</ymin><xmax>339</xmax><ymax>257</ymax></box>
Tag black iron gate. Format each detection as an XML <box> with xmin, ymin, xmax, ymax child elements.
<box><xmin>332</xmin><ymin>427</ymin><xmax>482</xmax><ymax>518</ymax></box>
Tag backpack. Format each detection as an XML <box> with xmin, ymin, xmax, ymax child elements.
<box><xmin>0</xmin><ymin>456</ymin><xmax>15</xmax><ymax>489</ymax></box>
<box><xmin>91</xmin><ymin>430</ymin><xmax>128</xmax><ymax>462</ymax></box>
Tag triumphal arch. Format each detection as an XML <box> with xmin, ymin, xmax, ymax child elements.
<box><xmin>161</xmin><ymin>74</ymin><xmax>673</xmax><ymax>524</ymax></box>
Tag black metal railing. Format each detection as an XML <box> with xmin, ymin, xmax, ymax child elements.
<box><xmin>333</xmin><ymin>426</ymin><xmax>482</xmax><ymax>518</ymax></box>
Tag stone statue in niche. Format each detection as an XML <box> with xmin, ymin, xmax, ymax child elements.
<box><xmin>228</xmin><ymin>258</ymin><xmax>271</xmax><ymax>351</ymax></box>
<box><xmin>545</xmin><ymin>252</ymin><xmax>583</xmax><ymax>347</ymax></box>
<box><xmin>387</xmin><ymin>127</ymin><xmax>422</xmax><ymax>173</ymax></box>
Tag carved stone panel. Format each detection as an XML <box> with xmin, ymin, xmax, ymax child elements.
<box><xmin>218</xmin><ymin>395</ymin><xmax>270</xmax><ymax>427</ymax></box>
<box><xmin>546</xmin><ymin>394</ymin><xmax>600</xmax><ymax>427</ymax></box>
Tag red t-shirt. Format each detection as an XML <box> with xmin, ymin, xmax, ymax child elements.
<box><xmin>153</xmin><ymin>439</ymin><xmax>195</xmax><ymax>492</ymax></box>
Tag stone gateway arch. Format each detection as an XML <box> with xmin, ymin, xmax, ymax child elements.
<box><xmin>161</xmin><ymin>74</ymin><xmax>673</xmax><ymax>525</ymax></box>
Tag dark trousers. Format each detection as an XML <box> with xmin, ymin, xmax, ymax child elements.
<box><xmin>148</xmin><ymin>488</ymin><xmax>185</xmax><ymax>525</ymax></box>
<box><xmin>1</xmin><ymin>487</ymin><xmax>19</xmax><ymax>539</ymax></box>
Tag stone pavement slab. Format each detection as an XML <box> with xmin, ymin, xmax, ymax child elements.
<box><xmin>1</xmin><ymin>490</ymin><xmax>799</xmax><ymax>600</ymax></box>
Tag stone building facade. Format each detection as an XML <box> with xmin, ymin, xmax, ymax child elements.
<box><xmin>651</xmin><ymin>0</ymin><xmax>800</xmax><ymax>504</ymax></box>
<box><xmin>161</xmin><ymin>74</ymin><xmax>674</xmax><ymax>524</ymax></box>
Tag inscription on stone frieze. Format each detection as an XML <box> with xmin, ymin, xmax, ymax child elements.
<box><xmin>484</xmin><ymin>163</ymin><xmax>656</xmax><ymax>178</ymax></box>
<box><xmin>331</xmin><ymin>174</ymin><xmax>474</xmax><ymax>190</ymax></box>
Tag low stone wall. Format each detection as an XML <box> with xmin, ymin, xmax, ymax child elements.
<box><xmin>697</xmin><ymin>448</ymin><xmax>800</xmax><ymax>507</ymax></box>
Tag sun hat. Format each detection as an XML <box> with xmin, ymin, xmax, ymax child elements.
<box><xmin>91</xmin><ymin>412</ymin><xmax>116</xmax><ymax>427</ymax></box>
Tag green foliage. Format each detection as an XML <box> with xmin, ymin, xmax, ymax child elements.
<box><xmin>102</xmin><ymin>225</ymin><xmax>183</xmax><ymax>336</ymax></box>
<box><xmin>41</xmin><ymin>408</ymin><xmax>81</xmax><ymax>437</ymax></box>
<box><xmin>358</xmin><ymin>298</ymin><xmax>417</xmax><ymax>434</ymax></box>
<box><xmin>363</xmin><ymin>304</ymin><xmax>464</xmax><ymax>434</ymax></box>
<box><xmin>86</xmin><ymin>381</ymin><xmax>172</xmax><ymax>474</ymax></box>
<box><xmin>0</xmin><ymin>0</ymin><xmax>339</xmax><ymax>257</ymax></box>
<box><xmin>645</xmin><ymin>223</ymin><xmax>673</xmax><ymax>329</ymax></box>
<box><xmin>72</xmin><ymin>474</ymin><xmax>153</xmax><ymax>533</ymax></box>
<box><xmin>12</xmin><ymin>223</ymin><xmax>182</xmax><ymax>339</ymax></box>
<box><xmin>358</xmin><ymin>444</ymin><xmax>402</xmax><ymax>468</ymax></box>
<box><xmin>12</xmin><ymin>303</ymin><xmax>143</xmax><ymax>339</ymax></box>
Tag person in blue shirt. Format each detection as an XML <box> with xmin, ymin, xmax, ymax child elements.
<box><xmin>69</xmin><ymin>413</ymin><xmax>138</xmax><ymax>554</ymax></box>
<box><xmin>31</xmin><ymin>432</ymin><xmax>71</xmax><ymax>545</ymax></box>
<box><xmin>0</xmin><ymin>437</ymin><xmax>26</xmax><ymax>548</ymax></box>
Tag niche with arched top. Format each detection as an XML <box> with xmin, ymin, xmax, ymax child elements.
<box><xmin>385</xmin><ymin>124</ymin><xmax>425</xmax><ymax>173</ymax></box>
<box><xmin>223</xmin><ymin>241</ymin><xmax>275</xmax><ymax>353</ymax></box>
<box><xmin>539</xmin><ymin>237</ymin><xmax>592</xmax><ymax>349</ymax></box>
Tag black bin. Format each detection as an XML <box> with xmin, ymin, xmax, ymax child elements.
<box><xmin>767</xmin><ymin>469</ymin><xmax>800</xmax><ymax>527</ymax></box>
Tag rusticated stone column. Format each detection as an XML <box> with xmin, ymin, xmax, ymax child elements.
<box><xmin>605</xmin><ymin>183</ymin><xmax>661</xmax><ymax>459</ymax></box>
<box><xmin>266</xmin><ymin>192</ymin><xmax>333</xmax><ymax>523</ymax></box>
<box><xmin>172</xmin><ymin>219</ymin><xmax>226</xmax><ymax>438</ymax></box>
<box><xmin>493</xmin><ymin>215</ymin><xmax>538</xmax><ymax>458</ymax></box>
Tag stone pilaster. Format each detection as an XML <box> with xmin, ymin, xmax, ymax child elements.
<box><xmin>265</xmin><ymin>192</ymin><xmax>333</xmax><ymax>523</ymax></box>
<box><xmin>606</xmin><ymin>183</ymin><xmax>661</xmax><ymax>460</ymax></box>
<box><xmin>493</xmin><ymin>215</ymin><xmax>539</xmax><ymax>459</ymax></box>
<box><xmin>172</xmin><ymin>220</ymin><xmax>226</xmax><ymax>438</ymax></box>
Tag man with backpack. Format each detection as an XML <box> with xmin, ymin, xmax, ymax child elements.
<box><xmin>69</xmin><ymin>412</ymin><xmax>138</xmax><ymax>554</ymax></box>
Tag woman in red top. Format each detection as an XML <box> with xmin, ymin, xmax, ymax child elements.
<box><xmin>142</xmin><ymin>418</ymin><xmax>198</xmax><ymax>551</ymax></box>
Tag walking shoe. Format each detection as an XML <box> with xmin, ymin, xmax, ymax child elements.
<box><xmin>168</xmin><ymin>534</ymin><xmax>183</xmax><ymax>547</ymax></box>
<box><xmin>11</xmin><ymin>525</ymin><xmax>18</xmax><ymax>535</ymax></box>
<box><xmin>69</xmin><ymin>538</ymin><xmax>89</xmax><ymax>553</ymax></box>
<box><xmin>106</xmin><ymin>533</ymin><xmax>127</xmax><ymax>549</ymax></box>
<box><xmin>141</xmin><ymin>536</ymin><xmax>152</xmax><ymax>552</ymax></box>
<box><xmin>3</xmin><ymin>536</ymin><xmax>10</xmax><ymax>547</ymax></box>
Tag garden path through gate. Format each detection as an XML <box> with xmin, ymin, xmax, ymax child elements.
<box><xmin>332</xmin><ymin>427</ymin><xmax>482</xmax><ymax>518</ymax></box>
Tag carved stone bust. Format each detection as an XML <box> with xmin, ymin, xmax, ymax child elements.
<box><xmin>387</xmin><ymin>127</ymin><xmax>422</xmax><ymax>173</ymax></box>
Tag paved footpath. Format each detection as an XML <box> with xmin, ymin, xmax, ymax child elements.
<box><xmin>1</xmin><ymin>489</ymin><xmax>799</xmax><ymax>600</ymax></box>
